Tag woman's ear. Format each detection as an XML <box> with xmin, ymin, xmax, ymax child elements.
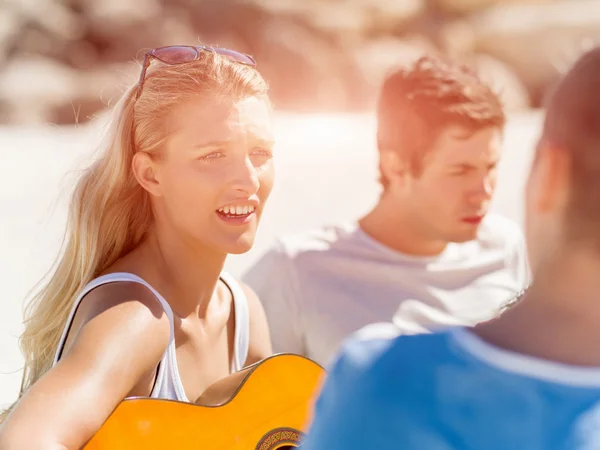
<box><xmin>132</xmin><ymin>152</ymin><xmax>162</xmax><ymax>197</ymax></box>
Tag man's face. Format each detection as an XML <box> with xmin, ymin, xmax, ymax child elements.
<box><xmin>393</xmin><ymin>125</ymin><xmax>503</xmax><ymax>244</ymax></box>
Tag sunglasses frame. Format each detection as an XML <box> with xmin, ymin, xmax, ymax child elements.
<box><xmin>135</xmin><ymin>45</ymin><xmax>257</xmax><ymax>100</ymax></box>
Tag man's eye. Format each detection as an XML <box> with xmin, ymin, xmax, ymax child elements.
<box><xmin>251</xmin><ymin>148</ymin><xmax>273</xmax><ymax>158</ymax></box>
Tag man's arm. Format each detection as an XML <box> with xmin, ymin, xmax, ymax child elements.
<box><xmin>242</xmin><ymin>245</ymin><xmax>307</xmax><ymax>355</ymax></box>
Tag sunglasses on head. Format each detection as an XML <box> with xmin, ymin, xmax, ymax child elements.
<box><xmin>135</xmin><ymin>45</ymin><xmax>257</xmax><ymax>100</ymax></box>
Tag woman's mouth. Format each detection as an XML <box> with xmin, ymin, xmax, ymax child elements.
<box><xmin>216</xmin><ymin>204</ymin><xmax>256</xmax><ymax>225</ymax></box>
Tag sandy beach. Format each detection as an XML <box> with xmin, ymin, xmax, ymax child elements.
<box><xmin>0</xmin><ymin>110</ymin><xmax>542</xmax><ymax>408</ymax></box>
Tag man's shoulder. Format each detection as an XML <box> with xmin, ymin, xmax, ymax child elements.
<box><xmin>266</xmin><ymin>222</ymin><xmax>358</xmax><ymax>260</ymax></box>
<box><xmin>301</xmin><ymin>332</ymin><xmax>460</xmax><ymax>449</ymax></box>
<box><xmin>331</xmin><ymin>331</ymin><xmax>456</xmax><ymax>384</ymax></box>
<box><xmin>242</xmin><ymin>223</ymin><xmax>358</xmax><ymax>285</ymax></box>
<box><xmin>477</xmin><ymin>213</ymin><xmax>524</xmax><ymax>249</ymax></box>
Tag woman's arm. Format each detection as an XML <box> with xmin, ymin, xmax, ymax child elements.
<box><xmin>0</xmin><ymin>282</ymin><xmax>171</xmax><ymax>450</ymax></box>
<box><xmin>241</xmin><ymin>283</ymin><xmax>273</xmax><ymax>366</ymax></box>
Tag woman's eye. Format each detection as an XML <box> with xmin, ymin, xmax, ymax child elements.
<box><xmin>199</xmin><ymin>151</ymin><xmax>225</xmax><ymax>161</ymax></box>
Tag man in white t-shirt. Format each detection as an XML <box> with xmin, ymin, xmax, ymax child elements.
<box><xmin>243</xmin><ymin>56</ymin><xmax>530</xmax><ymax>367</ymax></box>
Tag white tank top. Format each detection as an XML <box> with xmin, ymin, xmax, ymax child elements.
<box><xmin>52</xmin><ymin>271</ymin><xmax>250</xmax><ymax>403</ymax></box>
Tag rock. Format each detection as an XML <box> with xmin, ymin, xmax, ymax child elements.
<box><xmin>0</xmin><ymin>8</ymin><xmax>22</xmax><ymax>65</ymax></box>
<box><xmin>464</xmin><ymin>53</ymin><xmax>531</xmax><ymax>111</ymax></box>
<box><xmin>0</xmin><ymin>56</ymin><xmax>134</xmax><ymax>124</ymax></box>
<box><xmin>231</xmin><ymin>0</ymin><xmax>312</xmax><ymax>16</ymax></box>
<box><xmin>2</xmin><ymin>0</ymin><xmax>590</xmax><ymax>123</ymax></box>
<box><xmin>360</xmin><ymin>0</ymin><xmax>426</xmax><ymax>35</ymax></box>
<box><xmin>157</xmin><ymin>8</ymin><xmax>200</xmax><ymax>45</ymax></box>
<box><xmin>68</xmin><ymin>0</ymin><xmax>182</xmax><ymax>68</ymax></box>
<box><xmin>80</xmin><ymin>0</ymin><xmax>161</xmax><ymax>23</ymax></box>
<box><xmin>7</xmin><ymin>0</ymin><xmax>83</xmax><ymax>40</ymax></box>
<box><xmin>0</xmin><ymin>56</ymin><xmax>78</xmax><ymax>107</ymax></box>
<box><xmin>81</xmin><ymin>11</ymin><xmax>163</xmax><ymax>65</ymax></box>
<box><xmin>432</xmin><ymin>0</ymin><xmax>552</xmax><ymax>15</ymax></box>
<box><xmin>51</xmin><ymin>62</ymin><xmax>139</xmax><ymax>124</ymax></box>
<box><xmin>308</xmin><ymin>2</ymin><xmax>372</xmax><ymax>40</ymax></box>
<box><xmin>2</xmin><ymin>0</ymin><xmax>87</xmax><ymax>69</ymax></box>
<box><xmin>10</xmin><ymin>25</ymin><xmax>83</xmax><ymax>70</ymax></box>
<box><xmin>0</xmin><ymin>56</ymin><xmax>79</xmax><ymax>123</ymax></box>
<box><xmin>439</xmin><ymin>19</ymin><xmax>477</xmax><ymax>55</ymax></box>
<box><xmin>249</xmin><ymin>17</ymin><xmax>363</xmax><ymax>110</ymax></box>
<box><xmin>353</xmin><ymin>36</ymin><xmax>438</xmax><ymax>105</ymax></box>
<box><xmin>203</xmin><ymin>0</ymin><xmax>424</xmax><ymax>43</ymax></box>
<box><xmin>470</xmin><ymin>0</ymin><xmax>600</xmax><ymax>105</ymax></box>
<box><xmin>307</xmin><ymin>0</ymin><xmax>426</xmax><ymax>39</ymax></box>
<box><xmin>50</xmin><ymin>96</ymin><xmax>106</xmax><ymax>125</ymax></box>
<box><xmin>169</xmin><ymin>0</ymin><xmax>369</xmax><ymax>110</ymax></box>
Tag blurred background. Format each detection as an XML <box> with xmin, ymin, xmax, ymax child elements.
<box><xmin>2</xmin><ymin>0</ymin><xmax>600</xmax><ymax>124</ymax></box>
<box><xmin>0</xmin><ymin>0</ymin><xmax>599</xmax><ymax>407</ymax></box>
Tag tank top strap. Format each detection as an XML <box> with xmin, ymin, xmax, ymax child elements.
<box><xmin>53</xmin><ymin>272</ymin><xmax>175</xmax><ymax>366</ymax></box>
<box><xmin>220</xmin><ymin>271</ymin><xmax>250</xmax><ymax>372</ymax></box>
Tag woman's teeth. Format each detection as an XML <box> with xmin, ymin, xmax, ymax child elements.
<box><xmin>217</xmin><ymin>205</ymin><xmax>255</xmax><ymax>215</ymax></box>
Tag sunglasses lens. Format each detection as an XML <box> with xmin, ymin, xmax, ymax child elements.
<box><xmin>136</xmin><ymin>45</ymin><xmax>257</xmax><ymax>99</ymax></box>
<box><xmin>211</xmin><ymin>47</ymin><xmax>256</xmax><ymax>66</ymax></box>
<box><xmin>152</xmin><ymin>46</ymin><xmax>199</xmax><ymax>64</ymax></box>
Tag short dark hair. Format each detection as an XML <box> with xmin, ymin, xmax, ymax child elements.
<box><xmin>541</xmin><ymin>47</ymin><xmax>600</xmax><ymax>247</ymax></box>
<box><xmin>376</xmin><ymin>56</ymin><xmax>505</xmax><ymax>188</ymax></box>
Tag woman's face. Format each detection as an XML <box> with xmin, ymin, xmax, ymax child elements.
<box><xmin>137</xmin><ymin>95</ymin><xmax>275</xmax><ymax>255</ymax></box>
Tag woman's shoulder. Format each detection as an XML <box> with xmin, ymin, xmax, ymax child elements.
<box><xmin>73</xmin><ymin>274</ymin><xmax>173</xmax><ymax>344</ymax></box>
<box><xmin>53</xmin><ymin>274</ymin><xmax>172</xmax><ymax>388</ymax></box>
<box><xmin>84</xmin><ymin>276</ymin><xmax>168</xmax><ymax>313</ymax></box>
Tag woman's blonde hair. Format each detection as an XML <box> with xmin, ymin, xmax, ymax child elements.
<box><xmin>1</xmin><ymin>50</ymin><xmax>269</xmax><ymax>421</ymax></box>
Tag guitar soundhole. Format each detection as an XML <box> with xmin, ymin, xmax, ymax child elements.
<box><xmin>255</xmin><ymin>427</ymin><xmax>303</xmax><ymax>450</ymax></box>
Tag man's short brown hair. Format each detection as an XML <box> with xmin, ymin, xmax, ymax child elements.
<box><xmin>541</xmin><ymin>47</ymin><xmax>600</xmax><ymax>247</ymax></box>
<box><xmin>377</xmin><ymin>56</ymin><xmax>505</xmax><ymax>188</ymax></box>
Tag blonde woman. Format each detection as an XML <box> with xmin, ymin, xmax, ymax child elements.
<box><xmin>0</xmin><ymin>45</ymin><xmax>275</xmax><ymax>449</ymax></box>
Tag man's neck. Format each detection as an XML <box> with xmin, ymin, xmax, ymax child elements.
<box><xmin>358</xmin><ymin>195</ymin><xmax>448</xmax><ymax>257</ymax></box>
<box><xmin>474</xmin><ymin>247</ymin><xmax>600</xmax><ymax>367</ymax></box>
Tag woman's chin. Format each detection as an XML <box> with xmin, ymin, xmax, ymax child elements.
<box><xmin>222</xmin><ymin>236</ymin><xmax>255</xmax><ymax>255</ymax></box>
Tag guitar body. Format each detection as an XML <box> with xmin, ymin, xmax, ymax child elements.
<box><xmin>84</xmin><ymin>354</ymin><xmax>325</xmax><ymax>449</ymax></box>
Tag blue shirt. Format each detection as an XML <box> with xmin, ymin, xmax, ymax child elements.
<box><xmin>301</xmin><ymin>328</ymin><xmax>600</xmax><ymax>450</ymax></box>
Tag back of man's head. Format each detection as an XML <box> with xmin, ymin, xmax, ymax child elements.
<box><xmin>376</xmin><ymin>56</ymin><xmax>505</xmax><ymax>188</ymax></box>
<box><xmin>542</xmin><ymin>47</ymin><xmax>600</xmax><ymax>247</ymax></box>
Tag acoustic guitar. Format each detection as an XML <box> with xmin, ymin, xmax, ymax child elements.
<box><xmin>84</xmin><ymin>353</ymin><xmax>325</xmax><ymax>449</ymax></box>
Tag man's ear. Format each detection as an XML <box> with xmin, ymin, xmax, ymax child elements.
<box><xmin>379</xmin><ymin>150</ymin><xmax>408</xmax><ymax>187</ymax></box>
<box><xmin>132</xmin><ymin>152</ymin><xmax>162</xmax><ymax>197</ymax></box>
<box><xmin>532</xmin><ymin>142</ymin><xmax>571</xmax><ymax>213</ymax></box>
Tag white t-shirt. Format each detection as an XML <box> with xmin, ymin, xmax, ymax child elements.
<box><xmin>243</xmin><ymin>213</ymin><xmax>530</xmax><ymax>367</ymax></box>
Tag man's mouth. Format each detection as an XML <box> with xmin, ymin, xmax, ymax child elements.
<box><xmin>461</xmin><ymin>215</ymin><xmax>484</xmax><ymax>225</ymax></box>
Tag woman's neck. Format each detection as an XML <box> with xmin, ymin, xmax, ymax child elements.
<box><xmin>125</xmin><ymin>226</ymin><xmax>227</xmax><ymax>319</ymax></box>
